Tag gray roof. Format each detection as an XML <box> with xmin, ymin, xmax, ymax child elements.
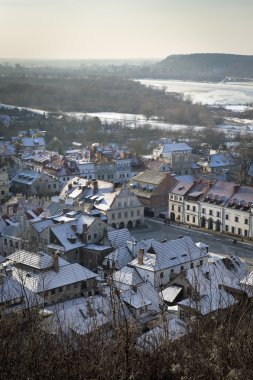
<box><xmin>8</xmin><ymin>250</ymin><xmax>68</xmax><ymax>270</ymax></box>
<box><xmin>0</xmin><ymin>271</ymin><xmax>43</xmax><ymax>314</ymax></box>
<box><xmin>132</xmin><ymin>170</ymin><xmax>168</xmax><ymax>185</ymax></box>
<box><xmin>50</xmin><ymin>222</ymin><xmax>85</xmax><ymax>252</ymax></box>
<box><xmin>12</xmin><ymin>170</ymin><xmax>42</xmax><ymax>185</ymax></box>
<box><xmin>107</xmin><ymin>228</ymin><xmax>132</xmax><ymax>248</ymax></box>
<box><xmin>129</xmin><ymin>237</ymin><xmax>207</xmax><ymax>272</ymax></box>
<box><xmin>104</xmin><ymin>247</ymin><xmax>133</xmax><ymax>269</ymax></box>
<box><xmin>160</xmin><ymin>143</ymin><xmax>192</xmax><ymax>154</ymax></box>
<box><xmin>13</xmin><ymin>263</ymin><xmax>97</xmax><ymax>293</ymax></box>
<box><xmin>113</xmin><ymin>266</ymin><xmax>143</xmax><ymax>287</ymax></box>
<box><xmin>32</xmin><ymin>219</ymin><xmax>55</xmax><ymax>233</ymax></box>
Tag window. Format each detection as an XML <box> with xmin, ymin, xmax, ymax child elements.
<box><xmin>10</xmin><ymin>240</ymin><xmax>13</xmax><ymax>247</ymax></box>
<box><xmin>193</xmin><ymin>216</ymin><xmax>196</xmax><ymax>223</ymax></box>
<box><xmin>238</xmin><ymin>228</ymin><xmax>241</xmax><ymax>235</ymax></box>
<box><xmin>118</xmin><ymin>202</ymin><xmax>122</xmax><ymax>207</ymax></box>
<box><xmin>193</xmin><ymin>206</ymin><xmax>196</xmax><ymax>212</ymax></box>
<box><xmin>225</xmin><ymin>214</ymin><xmax>229</xmax><ymax>220</ymax></box>
<box><xmin>245</xmin><ymin>219</ymin><xmax>248</xmax><ymax>225</ymax></box>
<box><xmin>74</xmin><ymin>283</ymin><xmax>79</xmax><ymax>288</ymax></box>
<box><xmin>118</xmin><ymin>212</ymin><xmax>122</xmax><ymax>218</ymax></box>
<box><xmin>51</xmin><ymin>289</ymin><xmax>55</xmax><ymax>295</ymax></box>
<box><xmin>1</xmin><ymin>190</ymin><xmax>5</xmax><ymax>195</ymax></box>
<box><xmin>187</xmin><ymin>205</ymin><xmax>190</xmax><ymax>210</ymax></box>
<box><xmin>225</xmin><ymin>225</ymin><xmax>229</xmax><ymax>232</ymax></box>
<box><xmin>171</xmin><ymin>269</ymin><xmax>174</xmax><ymax>274</ymax></box>
<box><xmin>15</xmin><ymin>242</ymin><xmax>19</xmax><ymax>249</ymax></box>
<box><xmin>187</xmin><ymin>215</ymin><xmax>190</xmax><ymax>222</ymax></box>
<box><xmin>209</xmin><ymin>210</ymin><xmax>213</xmax><ymax>216</ymax></box>
<box><xmin>244</xmin><ymin>230</ymin><xmax>248</xmax><ymax>237</ymax></box>
<box><xmin>235</xmin><ymin>216</ymin><xmax>239</xmax><ymax>223</ymax></box>
<box><xmin>4</xmin><ymin>238</ymin><xmax>7</xmax><ymax>246</ymax></box>
<box><xmin>137</xmin><ymin>210</ymin><xmax>140</xmax><ymax>216</ymax></box>
<box><xmin>131</xmin><ymin>211</ymin><xmax>134</xmax><ymax>217</ymax></box>
<box><xmin>231</xmin><ymin>226</ymin><xmax>235</xmax><ymax>234</ymax></box>
<box><xmin>58</xmin><ymin>287</ymin><xmax>63</xmax><ymax>293</ymax></box>
<box><xmin>111</xmin><ymin>213</ymin><xmax>115</xmax><ymax>220</ymax></box>
<box><xmin>178</xmin><ymin>206</ymin><xmax>181</xmax><ymax>212</ymax></box>
<box><xmin>94</xmin><ymin>233</ymin><xmax>97</xmax><ymax>239</ymax></box>
<box><xmin>170</xmin><ymin>195</ymin><xmax>173</xmax><ymax>200</ymax></box>
<box><xmin>124</xmin><ymin>201</ymin><xmax>127</xmax><ymax>207</ymax></box>
<box><xmin>216</xmin><ymin>211</ymin><xmax>220</xmax><ymax>217</ymax></box>
<box><xmin>66</xmin><ymin>284</ymin><xmax>71</xmax><ymax>290</ymax></box>
<box><xmin>171</xmin><ymin>205</ymin><xmax>174</xmax><ymax>211</ymax></box>
<box><xmin>88</xmin><ymin>235</ymin><xmax>91</xmax><ymax>240</ymax></box>
<box><xmin>124</xmin><ymin>211</ymin><xmax>128</xmax><ymax>218</ymax></box>
<box><xmin>160</xmin><ymin>272</ymin><xmax>164</xmax><ymax>278</ymax></box>
<box><xmin>190</xmin><ymin>263</ymin><xmax>194</xmax><ymax>269</ymax></box>
<box><xmin>181</xmin><ymin>266</ymin><xmax>184</xmax><ymax>272</ymax></box>
<box><xmin>202</xmin><ymin>208</ymin><xmax>205</xmax><ymax>214</ymax></box>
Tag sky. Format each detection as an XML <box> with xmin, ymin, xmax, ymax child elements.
<box><xmin>1</xmin><ymin>0</ymin><xmax>253</xmax><ymax>60</ymax></box>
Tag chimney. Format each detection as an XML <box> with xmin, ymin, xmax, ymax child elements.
<box><xmin>82</xmin><ymin>223</ymin><xmax>88</xmax><ymax>243</ymax></box>
<box><xmin>137</xmin><ymin>248</ymin><xmax>144</xmax><ymax>265</ymax></box>
<box><xmin>233</xmin><ymin>184</ymin><xmax>240</xmax><ymax>193</ymax></box>
<box><xmin>53</xmin><ymin>251</ymin><xmax>60</xmax><ymax>273</ymax></box>
<box><xmin>92</xmin><ymin>179</ymin><xmax>98</xmax><ymax>193</ymax></box>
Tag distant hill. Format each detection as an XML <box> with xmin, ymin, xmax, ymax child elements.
<box><xmin>145</xmin><ymin>53</ymin><xmax>253</xmax><ymax>81</ymax></box>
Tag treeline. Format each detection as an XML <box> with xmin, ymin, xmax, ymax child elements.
<box><xmin>0</xmin><ymin>76</ymin><xmax>212</xmax><ymax>126</ymax></box>
<box><xmin>1</xmin><ymin>298</ymin><xmax>253</xmax><ymax>379</ymax></box>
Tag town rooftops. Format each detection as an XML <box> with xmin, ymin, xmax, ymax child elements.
<box><xmin>107</xmin><ymin>228</ymin><xmax>132</xmax><ymax>248</ymax></box>
<box><xmin>129</xmin><ymin>237</ymin><xmax>206</xmax><ymax>272</ymax></box>
<box><xmin>226</xmin><ymin>185</ymin><xmax>253</xmax><ymax>210</ymax></box>
<box><xmin>201</xmin><ymin>153</ymin><xmax>235</xmax><ymax>168</ymax></box>
<box><xmin>13</xmin><ymin>262</ymin><xmax>97</xmax><ymax>293</ymax></box>
<box><xmin>201</xmin><ymin>180</ymin><xmax>237</xmax><ymax>205</ymax></box>
<box><xmin>7</xmin><ymin>250</ymin><xmax>67</xmax><ymax>270</ymax></box>
<box><xmin>12</xmin><ymin>170</ymin><xmax>42</xmax><ymax>185</ymax></box>
<box><xmin>170</xmin><ymin>178</ymin><xmax>193</xmax><ymax>196</ymax></box>
<box><xmin>131</xmin><ymin>170</ymin><xmax>170</xmax><ymax>185</ymax></box>
<box><xmin>155</xmin><ymin>143</ymin><xmax>192</xmax><ymax>155</ymax></box>
<box><xmin>21</xmin><ymin>137</ymin><xmax>45</xmax><ymax>148</ymax></box>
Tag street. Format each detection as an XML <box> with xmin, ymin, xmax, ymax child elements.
<box><xmin>132</xmin><ymin>218</ymin><xmax>253</xmax><ymax>263</ymax></box>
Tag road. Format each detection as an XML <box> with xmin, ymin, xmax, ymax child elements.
<box><xmin>132</xmin><ymin>218</ymin><xmax>253</xmax><ymax>263</ymax></box>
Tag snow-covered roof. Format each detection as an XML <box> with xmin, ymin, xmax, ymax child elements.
<box><xmin>21</xmin><ymin>137</ymin><xmax>45</xmax><ymax>148</ymax></box>
<box><xmin>113</xmin><ymin>266</ymin><xmax>143</xmax><ymax>288</ymax></box>
<box><xmin>32</xmin><ymin>219</ymin><xmax>55</xmax><ymax>233</ymax></box>
<box><xmin>107</xmin><ymin>228</ymin><xmax>132</xmax><ymax>248</ymax></box>
<box><xmin>12</xmin><ymin>170</ymin><xmax>42</xmax><ymax>185</ymax></box>
<box><xmin>129</xmin><ymin>236</ymin><xmax>206</xmax><ymax>272</ymax></box>
<box><xmin>137</xmin><ymin>318</ymin><xmax>186</xmax><ymax>351</ymax></box>
<box><xmin>179</xmin><ymin>288</ymin><xmax>237</xmax><ymax>315</ymax></box>
<box><xmin>209</xmin><ymin>154</ymin><xmax>235</xmax><ymax>168</ymax></box>
<box><xmin>50</xmin><ymin>222</ymin><xmax>85</xmax><ymax>252</ymax></box>
<box><xmin>122</xmin><ymin>282</ymin><xmax>161</xmax><ymax>312</ymax></box>
<box><xmin>0</xmin><ymin>270</ymin><xmax>43</xmax><ymax>314</ymax></box>
<box><xmin>13</xmin><ymin>263</ymin><xmax>97</xmax><ymax>293</ymax></box>
<box><xmin>7</xmin><ymin>250</ymin><xmax>67</xmax><ymax>270</ymax></box>
<box><xmin>160</xmin><ymin>286</ymin><xmax>183</xmax><ymax>303</ymax></box>
<box><xmin>186</xmin><ymin>256</ymin><xmax>246</xmax><ymax>296</ymax></box>
<box><xmin>104</xmin><ymin>246</ymin><xmax>133</xmax><ymax>269</ymax></box>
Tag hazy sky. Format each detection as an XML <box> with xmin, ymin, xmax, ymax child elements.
<box><xmin>1</xmin><ymin>0</ymin><xmax>253</xmax><ymax>59</ymax></box>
